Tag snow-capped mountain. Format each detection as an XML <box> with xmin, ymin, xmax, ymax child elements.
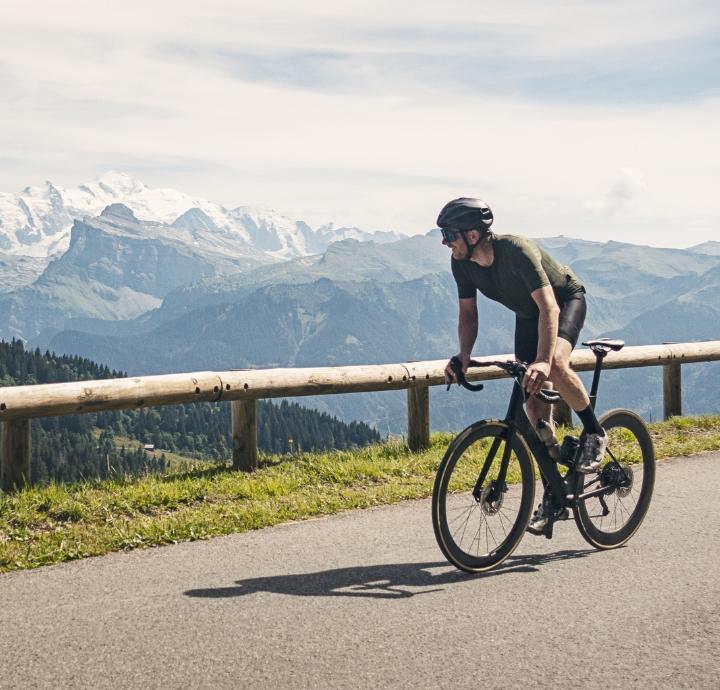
<box><xmin>0</xmin><ymin>181</ymin><xmax>73</xmax><ymax>257</ymax></box>
<box><xmin>0</xmin><ymin>172</ymin><xmax>403</xmax><ymax>261</ymax></box>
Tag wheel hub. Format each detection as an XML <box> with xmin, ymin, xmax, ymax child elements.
<box><xmin>600</xmin><ymin>462</ymin><xmax>634</xmax><ymax>497</ymax></box>
<box><xmin>479</xmin><ymin>481</ymin><xmax>505</xmax><ymax>515</ymax></box>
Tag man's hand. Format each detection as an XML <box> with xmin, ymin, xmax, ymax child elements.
<box><xmin>523</xmin><ymin>360</ymin><xmax>552</xmax><ymax>395</ymax></box>
<box><xmin>444</xmin><ymin>353</ymin><xmax>471</xmax><ymax>386</ymax></box>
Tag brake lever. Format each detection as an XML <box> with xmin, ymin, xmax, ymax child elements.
<box><xmin>510</xmin><ymin>362</ymin><xmax>563</xmax><ymax>404</ymax></box>
<box><xmin>446</xmin><ymin>356</ymin><xmax>462</xmax><ymax>391</ymax></box>
<box><xmin>446</xmin><ymin>356</ymin><xmax>484</xmax><ymax>392</ymax></box>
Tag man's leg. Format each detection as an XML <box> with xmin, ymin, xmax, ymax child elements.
<box><xmin>548</xmin><ymin>339</ymin><xmax>590</xmax><ymax>411</ymax></box>
<box><xmin>514</xmin><ymin>315</ymin><xmax>552</xmax><ymax>428</ymax></box>
<box><xmin>550</xmin><ymin>339</ymin><xmax>607</xmax><ymax>471</ymax></box>
<box><xmin>525</xmin><ymin>384</ymin><xmax>553</xmax><ymax>429</ymax></box>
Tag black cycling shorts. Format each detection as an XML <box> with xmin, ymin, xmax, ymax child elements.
<box><xmin>514</xmin><ymin>290</ymin><xmax>586</xmax><ymax>364</ymax></box>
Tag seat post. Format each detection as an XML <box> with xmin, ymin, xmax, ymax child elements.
<box><xmin>583</xmin><ymin>338</ymin><xmax>624</xmax><ymax>411</ymax></box>
<box><xmin>588</xmin><ymin>350</ymin><xmax>607</xmax><ymax>410</ymax></box>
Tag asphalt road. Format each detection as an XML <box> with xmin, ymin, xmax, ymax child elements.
<box><xmin>1</xmin><ymin>452</ymin><xmax>719</xmax><ymax>689</ymax></box>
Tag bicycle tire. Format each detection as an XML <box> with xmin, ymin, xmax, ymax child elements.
<box><xmin>574</xmin><ymin>409</ymin><xmax>655</xmax><ymax>549</ymax></box>
<box><xmin>432</xmin><ymin>420</ymin><xmax>535</xmax><ymax>573</ymax></box>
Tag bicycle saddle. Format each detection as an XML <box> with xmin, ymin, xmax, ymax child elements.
<box><xmin>582</xmin><ymin>338</ymin><xmax>625</xmax><ymax>352</ymax></box>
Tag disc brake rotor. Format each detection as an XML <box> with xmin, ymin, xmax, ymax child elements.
<box><xmin>479</xmin><ymin>481</ymin><xmax>505</xmax><ymax>515</ymax></box>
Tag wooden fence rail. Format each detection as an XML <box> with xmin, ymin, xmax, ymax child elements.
<box><xmin>1</xmin><ymin>341</ymin><xmax>719</xmax><ymax>490</ymax></box>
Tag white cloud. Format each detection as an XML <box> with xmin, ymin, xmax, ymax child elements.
<box><xmin>585</xmin><ymin>168</ymin><xmax>647</xmax><ymax>215</ymax></box>
<box><xmin>0</xmin><ymin>1</ymin><xmax>718</xmax><ymax>247</ymax></box>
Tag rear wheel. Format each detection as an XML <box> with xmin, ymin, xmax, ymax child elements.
<box><xmin>432</xmin><ymin>421</ymin><xmax>535</xmax><ymax>573</ymax></box>
<box><xmin>574</xmin><ymin>409</ymin><xmax>655</xmax><ymax>549</ymax></box>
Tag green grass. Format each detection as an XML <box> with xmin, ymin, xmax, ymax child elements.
<box><xmin>2</xmin><ymin>416</ymin><xmax>720</xmax><ymax>573</ymax></box>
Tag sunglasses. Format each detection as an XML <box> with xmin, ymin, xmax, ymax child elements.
<box><xmin>440</xmin><ymin>228</ymin><xmax>463</xmax><ymax>242</ymax></box>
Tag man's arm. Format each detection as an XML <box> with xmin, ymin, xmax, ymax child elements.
<box><xmin>458</xmin><ymin>297</ymin><xmax>478</xmax><ymax>358</ymax></box>
<box><xmin>445</xmin><ymin>296</ymin><xmax>478</xmax><ymax>383</ymax></box>
<box><xmin>523</xmin><ymin>285</ymin><xmax>560</xmax><ymax>394</ymax></box>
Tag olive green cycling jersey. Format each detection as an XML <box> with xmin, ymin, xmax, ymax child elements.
<box><xmin>451</xmin><ymin>234</ymin><xmax>584</xmax><ymax>320</ymax></box>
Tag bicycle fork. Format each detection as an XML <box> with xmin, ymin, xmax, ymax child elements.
<box><xmin>472</xmin><ymin>436</ymin><xmax>506</xmax><ymax>503</ymax></box>
<box><xmin>471</xmin><ymin>385</ymin><xmax>526</xmax><ymax>503</ymax></box>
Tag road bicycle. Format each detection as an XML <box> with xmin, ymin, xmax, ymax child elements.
<box><xmin>432</xmin><ymin>339</ymin><xmax>655</xmax><ymax>573</ymax></box>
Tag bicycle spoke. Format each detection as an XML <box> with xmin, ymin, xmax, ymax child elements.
<box><xmin>496</xmin><ymin>507</ymin><xmax>514</xmax><ymax>533</ymax></box>
<box><xmin>447</xmin><ymin>503</ymin><xmax>479</xmax><ymax>512</ymax></box>
<box><xmin>447</xmin><ymin>504</ymin><xmax>475</xmax><ymax>526</ymax></box>
<box><xmin>616</xmin><ymin>495</ymin><xmax>633</xmax><ymax>520</ymax></box>
<box><xmin>485</xmin><ymin>518</ymin><xmax>499</xmax><ymax>551</ymax></box>
<box><xmin>455</xmin><ymin>504</ymin><xmax>477</xmax><ymax>546</ymax></box>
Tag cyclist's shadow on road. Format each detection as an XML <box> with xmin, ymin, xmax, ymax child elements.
<box><xmin>184</xmin><ymin>548</ymin><xmax>598</xmax><ymax>600</ymax></box>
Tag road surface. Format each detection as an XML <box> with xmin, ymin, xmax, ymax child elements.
<box><xmin>1</xmin><ymin>452</ymin><xmax>718</xmax><ymax>688</ymax></box>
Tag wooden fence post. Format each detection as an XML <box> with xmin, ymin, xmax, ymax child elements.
<box><xmin>663</xmin><ymin>363</ymin><xmax>682</xmax><ymax>419</ymax></box>
<box><xmin>1</xmin><ymin>418</ymin><xmax>32</xmax><ymax>492</ymax></box>
<box><xmin>407</xmin><ymin>383</ymin><xmax>430</xmax><ymax>451</ymax></box>
<box><xmin>232</xmin><ymin>400</ymin><xmax>258</xmax><ymax>471</ymax></box>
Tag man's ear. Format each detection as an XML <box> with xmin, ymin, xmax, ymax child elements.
<box><xmin>466</xmin><ymin>229</ymin><xmax>481</xmax><ymax>244</ymax></box>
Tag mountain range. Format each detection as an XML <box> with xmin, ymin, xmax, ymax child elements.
<box><xmin>1</xmin><ymin>174</ymin><xmax>719</xmax><ymax>431</ymax></box>
<box><xmin>0</xmin><ymin>174</ymin><xmax>402</xmax><ymax>341</ymax></box>
<box><xmin>0</xmin><ymin>171</ymin><xmax>402</xmax><ymax>267</ymax></box>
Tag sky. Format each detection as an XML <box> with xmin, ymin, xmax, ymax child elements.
<box><xmin>1</xmin><ymin>0</ymin><xmax>719</xmax><ymax>247</ymax></box>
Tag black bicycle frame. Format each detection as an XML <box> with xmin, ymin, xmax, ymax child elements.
<box><xmin>467</xmin><ymin>349</ymin><xmax>616</xmax><ymax>510</ymax></box>
<box><xmin>501</xmin><ymin>380</ymin><xmax>574</xmax><ymax>506</ymax></box>
<box><xmin>496</xmin><ymin>357</ymin><xmax>619</xmax><ymax>507</ymax></box>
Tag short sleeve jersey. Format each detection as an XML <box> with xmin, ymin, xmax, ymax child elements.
<box><xmin>451</xmin><ymin>234</ymin><xmax>584</xmax><ymax>320</ymax></box>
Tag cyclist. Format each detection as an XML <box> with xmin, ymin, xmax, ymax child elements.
<box><xmin>439</xmin><ymin>197</ymin><xmax>607</xmax><ymax>532</ymax></box>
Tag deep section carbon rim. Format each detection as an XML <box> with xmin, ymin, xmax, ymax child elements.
<box><xmin>432</xmin><ymin>422</ymin><xmax>535</xmax><ymax>573</ymax></box>
<box><xmin>574</xmin><ymin>409</ymin><xmax>655</xmax><ymax>549</ymax></box>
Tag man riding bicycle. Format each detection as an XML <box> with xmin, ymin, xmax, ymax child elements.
<box><xmin>439</xmin><ymin>197</ymin><xmax>607</xmax><ymax>533</ymax></box>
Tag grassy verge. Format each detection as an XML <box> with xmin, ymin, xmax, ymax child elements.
<box><xmin>2</xmin><ymin>416</ymin><xmax>720</xmax><ymax>573</ymax></box>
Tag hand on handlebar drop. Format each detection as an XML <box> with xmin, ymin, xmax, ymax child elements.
<box><xmin>444</xmin><ymin>353</ymin><xmax>471</xmax><ymax>386</ymax></box>
<box><xmin>523</xmin><ymin>361</ymin><xmax>552</xmax><ymax>395</ymax></box>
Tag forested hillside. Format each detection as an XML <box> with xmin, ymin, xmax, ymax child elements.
<box><xmin>0</xmin><ymin>339</ymin><xmax>381</xmax><ymax>485</ymax></box>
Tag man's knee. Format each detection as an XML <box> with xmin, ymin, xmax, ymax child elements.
<box><xmin>550</xmin><ymin>356</ymin><xmax>575</xmax><ymax>384</ymax></box>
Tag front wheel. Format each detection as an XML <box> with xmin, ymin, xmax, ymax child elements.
<box><xmin>432</xmin><ymin>421</ymin><xmax>535</xmax><ymax>573</ymax></box>
<box><xmin>574</xmin><ymin>409</ymin><xmax>655</xmax><ymax>549</ymax></box>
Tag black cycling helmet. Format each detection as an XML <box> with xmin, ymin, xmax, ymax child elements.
<box><xmin>436</xmin><ymin>197</ymin><xmax>493</xmax><ymax>233</ymax></box>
